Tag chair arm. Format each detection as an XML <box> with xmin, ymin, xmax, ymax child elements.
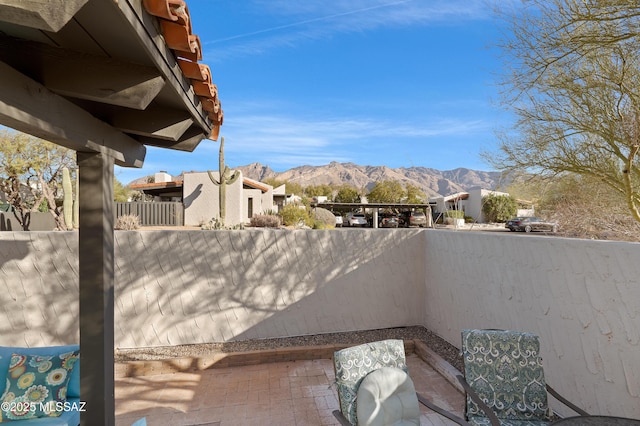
<box><xmin>456</xmin><ymin>374</ymin><xmax>502</xmax><ymax>426</ymax></box>
<box><xmin>417</xmin><ymin>392</ymin><xmax>471</xmax><ymax>425</ymax></box>
<box><xmin>332</xmin><ymin>409</ymin><xmax>353</xmax><ymax>426</ymax></box>
<box><xmin>546</xmin><ymin>385</ymin><xmax>590</xmax><ymax>416</ymax></box>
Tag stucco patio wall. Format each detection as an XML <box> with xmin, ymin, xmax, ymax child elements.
<box><xmin>0</xmin><ymin>232</ymin><xmax>78</xmax><ymax>345</ymax></box>
<box><xmin>0</xmin><ymin>229</ymin><xmax>638</xmax><ymax>417</ymax></box>
<box><xmin>0</xmin><ymin>229</ymin><xmax>426</xmax><ymax>347</ymax></box>
<box><xmin>113</xmin><ymin>229</ymin><xmax>426</xmax><ymax>347</ymax></box>
<box><xmin>421</xmin><ymin>229</ymin><xmax>640</xmax><ymax>419</ymax></box>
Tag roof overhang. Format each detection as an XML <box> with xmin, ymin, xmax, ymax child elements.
<box><xmin>442</xmin><ymin>192</ymin><xmax>470</xmax><ymax>202</ymax></box>
<box><xmin>130</xmin><ymin>179</ymin><xmax>184</xmax><ymax>197</ymax></box>
<box><xmin>0</xmin><ymin>0</ymin><xmax>223</xmax><ymax>168</ymax></box>
<box><xmin>243</xmin><ymin>177</ymin><xmax>270</xmax><ymax>193</ymax></box>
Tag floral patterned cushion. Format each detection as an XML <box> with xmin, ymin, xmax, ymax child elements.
<box><xmin>0</xmin><ymin>350</ymin><xmax>80</xmax><ymax>422</ymax></box>
<box><xmin>333</xmin><ymin>340</ymin><xmax>408</xmax><ymax>425</ymax></box>
<box><xmin>461</xmin><ymin>330</ymin><xmax>551</xmax><ymax>424</ymax></box>
<box><xmin>468</xmin><ymin>417</ymin><xmax>550</xmax><ymax>426</ymax></box>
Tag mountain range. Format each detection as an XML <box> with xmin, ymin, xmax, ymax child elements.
<box><xmin>236</xmin><ymin>161</ymin><xmax>507</xmax><ymax>197</ymax></box>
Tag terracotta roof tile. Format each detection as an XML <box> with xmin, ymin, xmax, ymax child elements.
<box><xmin>142</xmin><ymin>0</ymin><xmax>183</xmax><ymax>22</ymax></box>
<box><xmin>143</xmin><ymin>0</ymin><xmax>222</xmax><ymax>139</ymax></box>
<box><xmin>177</xmin><ymin>59</ymin><xmax>211</xmax><ymax>82</ymax></box>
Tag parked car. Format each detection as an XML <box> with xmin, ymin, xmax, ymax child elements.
<box><xmin>379</xmin><ymin>215</ymin><xmax>399</xmax><ymax>228</ymax></box>
<box><xmin>505</xmin><ymin>217</ymin><xmax>558</xmax><ymax>233</ymax></box>
<box><xmin>334</xmin><ymin>212</ymin><xmax>343</xmax><ymax>227</ymax></box>
<box><xmin>399</xmin><ymin>210</ymin><xmax>427</xmax><ymax>227</ymax></box>
<box><xmin>344</xmin><ymin>212</ymin><xmax>368</xmax><ymax>227</ymax></box>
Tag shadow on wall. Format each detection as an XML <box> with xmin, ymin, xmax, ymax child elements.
<box><xmin>113</xmin><ymin>229</ymin><xmax>426</xmax><ymax>348</ymax></box>
<box><xmin>0</xmin><ymin>240</ymin><xmax>28</xmax><ymax>267</ymax></box>
<box><xmin>0</xmin><ymin>232</ymin><xmax>79</xmax><ymax>346</ymax></box>
<box><xmin>183</xmin><ymin>183</ymin><xmax>202</xmax><ymax>209</ymax></box>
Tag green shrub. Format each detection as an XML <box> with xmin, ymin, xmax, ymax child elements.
<box><xmin>312</xmin><ymin>221</ymin><xmax>333</xmax><ymax>229</ymax></box>
<box><xmin>444</xmin><ymin>210</ymin><xmax>464</xmax><ymax>219</ymax></box>
<box><xmin>482</xmin><ymin>194</ymin><xmax>517</xmax><ymax>222</ymax></box>
<box><xmin>279</xmin><ymin>204</ymin><xmax>311</xmax><ymax>226</ymax></box>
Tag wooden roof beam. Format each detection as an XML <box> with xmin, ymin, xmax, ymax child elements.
<box><xmin>110</xmin><ymin>106</ymin><xmax>193</xmax><ymax>141</ymax></box>
<box><xmin>137</xmin><ymin>126</ymin><xmax>205</xmax><ymax>152</ymax></box>
<box><xmin>0</xmin><ymin>38</ymin><xmax>166</xmax><ymax>110</ymax></box>
<box><xmin>0</xmin><ymin>0</ymin><xmax>88</xmax><ymax>32</ymax></box>
<box><xmin>0</xmin><ymin>61</ymin><xmax>146</xmax><ymax>168</ymax></box>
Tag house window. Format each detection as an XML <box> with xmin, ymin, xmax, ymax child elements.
<box><xmin>248</xmin><ymin>197</ymin><xmax>253</xmax><ymax>218</ymax></box>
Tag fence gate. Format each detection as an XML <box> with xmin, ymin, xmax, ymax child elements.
<box><xmin>115</xmin><ymin>202</ymin><xmax>184</xmax><ymax>226</ymax></box>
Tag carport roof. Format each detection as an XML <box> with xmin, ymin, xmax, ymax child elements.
<box><xmin>0</xmin><ymin>0</ymin><xmax>223</xmax><ymax>168</ymax></box>
<box><xmin>312</xmin><ymin>202</ymin><xmax>435</xmax><ymax>210</ymax></box>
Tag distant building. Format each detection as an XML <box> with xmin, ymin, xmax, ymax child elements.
<box><xmin>130</xmin><ymin>170</ymin><xmax>283</xmax><ymax>226</ymax></box>
<box><xmin>430</xmin><ymin>188</ymin><xmax>517</xmax><ymax>223</ymax></box>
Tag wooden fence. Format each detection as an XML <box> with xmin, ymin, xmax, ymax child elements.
<box><xmin>115</xmin><ymin>202</ymin><xmax>184</xmax><ymax>226</ymax></box>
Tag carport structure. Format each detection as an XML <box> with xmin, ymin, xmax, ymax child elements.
<box><xmin>312</xmin><ymin>202</ymin><xmax>435</xmax><ymax>228</ymax></box>
<box><xmin>0</xmin><ymin>0</ymin><xmax>222</xmax><ymax>424</ymax></box>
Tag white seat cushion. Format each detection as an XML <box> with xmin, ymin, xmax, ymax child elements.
<box><xmin>356</xmin><ymin>366</ymin><xmax>421</xmax><ymax>426</ymax></box>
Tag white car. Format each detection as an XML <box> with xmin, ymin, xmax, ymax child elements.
<box><xmin>344</xmin><ymin>212</ymin><xmax>368</xmax><ymax>227</ymax></box>
<box><xmin>334</xmin><ymin>212</ymin><xmax>343</xmax><ymax>227</ymax></box>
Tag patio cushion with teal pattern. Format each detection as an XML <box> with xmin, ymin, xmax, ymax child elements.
<box><xmin>333</xmin><ymin>339</ymin><xmax>409</xmax><ymax>425</ymax></box>
<box><xmin>461</xmin><ymin>329</ymin><xmax>551</xmax><ymax>426</ymax></box>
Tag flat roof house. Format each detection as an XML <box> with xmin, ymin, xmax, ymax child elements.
<box><xmin>130</xmin><ymin>171</ymin><xmax>281</xmax><ymax>226</ymax></box>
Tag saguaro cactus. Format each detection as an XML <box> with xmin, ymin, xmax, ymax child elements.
<box><xmin>62</xmin><ymin>167</ymin><xmax>73</xmax><ymax>230</ymax></box>
<box><xmin>207</xmin><ymin>137</ymin><xmax>240</xmax><ymax>225</ymax></box>
<box><xmin>73</xmin><ymin>169</ymin><xmax>79</xmax><ymax>228</ymax></box>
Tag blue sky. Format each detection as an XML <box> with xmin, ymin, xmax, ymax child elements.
<box><xmin>117</xmin><ymin>0</ymin><xmax>512</xmax><ymax>184</ymax></box>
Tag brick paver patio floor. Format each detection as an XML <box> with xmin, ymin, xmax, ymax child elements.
<box><xmin>115</xmin><ymin>353</ymin><xmax>465</xmax><ymax>426</ymax></box>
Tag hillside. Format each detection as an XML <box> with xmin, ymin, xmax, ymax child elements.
<box><xmin>236</xmin><ymin>161</ymin><xmax>504</xmax><ymax>196</ymax></box>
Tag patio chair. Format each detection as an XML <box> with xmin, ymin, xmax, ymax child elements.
<box><xmin>332</xmin><ymin>339</ymin><xmax>470</xmax><ymax>425</ymax></box>
<box><xmin>456</xmin><ymin>329</ymin><xmax>589</xmax><ymax>426</ymax></box>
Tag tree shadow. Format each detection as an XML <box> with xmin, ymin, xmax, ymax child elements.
<box><xmin>113</xmin><ymin>228</ymin><xmax>426</xmax><ymax>349</ymax></box>
<box><xmin>0</xmin><ymin>232</ymin><xmax>79</xmax><ymax>345</ymax></box>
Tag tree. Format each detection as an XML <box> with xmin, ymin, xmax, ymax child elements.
<box><xmin>367</xmin><ymin>180</ymin><xmax>405</xmax><ymax>203</ymax></box>
<box><xmin>304</xmin><ymin>184</ymin><xmax>334</xmax><ymax>199</ymax></box>
<box><xmin>405</xmin><ymin>184</ymin><xmax>426</xmax><ymax>204</ymax></box>
<box><xmin>482</xmin><ymin>193</ymin><xmax>517</xmax><ymax>223</ymax></box>
<box><xmin>538</xmin><ymin>174</ymin><xmax>640</xmax><ymax>240</ymax></box>
<box><xmin>492</xmin><ymin>0</ymin><xmax>640</xmax><ymax>222</ymax></box>
<box><xmin>285</xmin><ymin>181</ymin><xmax>304</xmax><ymax>196</ymax></box>
<box><xmin>334</xmin><ymin>185</ymin><xmax>361</xmax><ymax>203</ymax></box>
<box><xmin>262</xmin><ymin>177</ymin><xmax>284</xmax><ymax>189</ymax></box>
<box><xmin>113</xmin><ymin>178</ymin><xmax>130</xmax><ymax>202</ymax></box>
<box><xmin>261</xmin><ymin>178</ymin><xmax>303</xmax><ymax>196</ymax></box>
<box><xmin>0</xmin><ymin>130</ymin><xmax>75</xmax><ymax>230</ymax></box>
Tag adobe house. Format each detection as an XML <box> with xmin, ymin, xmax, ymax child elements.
<box><xmin>0</xmin><ymin>0</ymin><xmax>223</xmax><ymax>423</ymax></box>
<box><xmin>431</xmin><ymin>188</ymin><xmax>535</xmax><ymax>223</ymax></box>
<box><xmin>130</xmin><ymin>171</ymin><xmax>283</xmax><ymax>226</ymax></box>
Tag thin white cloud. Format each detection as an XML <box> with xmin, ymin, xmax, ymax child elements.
<box><xmin>210</xmin><ymin>1</ymin><xmax>415</xmax><ymax>45</ymax></box>
<box><xmin>204</xmin><ymin>0</ymin><xmax>491</xmax><ymax>60</ymax></box>
<box><xmin>215</xmin><ymin>111</ymin><xmax>491</xmax><ymax>165</ymax></box>
<box><xmin>115</xmin><ymin>110</ymin><xmax>493</xmax><ymax>182</ymax></box>
<box><xmin>225</xmin><ymin>112</ymin><xmax>489</xmax><ymax>140</ymax></box>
